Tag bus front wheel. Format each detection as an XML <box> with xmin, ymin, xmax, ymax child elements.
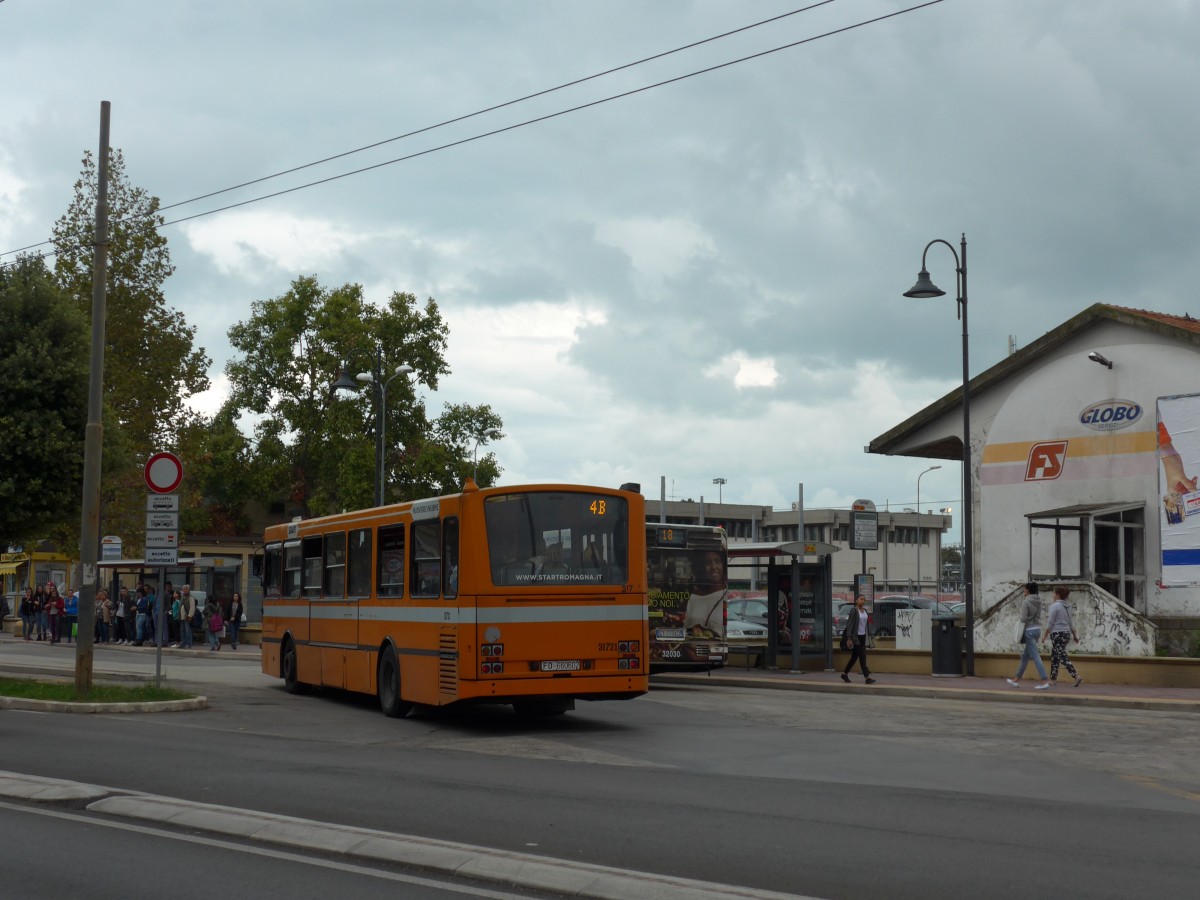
<box><xmin>378</xmin><ymin>646</ymin><xmax>412</xmax><ymax>718</ymax></box>
<box><xmin>282</xmin><ymin>639</ymin><xmax>308</xmax><ymax>694</ymax></box>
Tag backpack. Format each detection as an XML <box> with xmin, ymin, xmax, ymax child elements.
<box><xmin>208</xmin><ymin>608</ymin><xmax>224</xmax><ymax>632</ymax></box>
<box><xmin>193</xmin><ymin>606</ymin><xmax>203</xmax><ymax>629</ymax></box>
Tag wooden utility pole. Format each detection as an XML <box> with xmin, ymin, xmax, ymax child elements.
<box><xmin>75</xmin><ymin>101</ymin><xmax>110</xmax><ymax>693</ymax></box>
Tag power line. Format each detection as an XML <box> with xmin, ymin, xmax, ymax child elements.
<box><xmin>2</xmin><ymin>1</ymin><xmax>943</xmax><ymax>266</ymax></box>
<box><xmin>3</xmin><ymin>1</ymin><xmax>845</xmax><ymax>264</ymax></box>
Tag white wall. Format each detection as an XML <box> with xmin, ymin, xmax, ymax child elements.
<box><xmin>974</xmin><ymin>321</ymin><xmax>1200</xmax><ymax>618</ymax></box>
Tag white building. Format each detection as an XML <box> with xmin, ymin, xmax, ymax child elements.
<box><xmin>869</xmin><ymin>304</ymin><xmax>1200</xmax><ymax>654</ymax></box>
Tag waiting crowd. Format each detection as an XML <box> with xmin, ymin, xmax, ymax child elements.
<box><xmin>14</xmin><ymin>582</ymin><xmax>245</xmax><ymax>651</ymax></box>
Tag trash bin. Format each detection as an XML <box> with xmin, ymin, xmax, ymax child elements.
<box><xmin>931</xmin><ymin>616</ymin><xmax>963</xmax><ymax>677</ymax></box>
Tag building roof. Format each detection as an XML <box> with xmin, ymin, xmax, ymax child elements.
<box><xmin>867</xmin><ymin>303</ymin><xmax>1200</xmax><ymax>460</ymax></box>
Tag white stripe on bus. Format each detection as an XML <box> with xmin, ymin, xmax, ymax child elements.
<box><xmin>263</xmin><ymin>604</ymin><xmax>646</xmax><ymax>624</ymax></box>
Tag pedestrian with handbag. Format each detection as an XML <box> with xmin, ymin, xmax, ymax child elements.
<box><xmin>840</xmin><ymin>595</ymin><xmax>876</xmax><ymax>684</ymax></box>
<box><xmin>1007</xmin><ymin>582</ymin><xmax>1051</xmax><ymax>690</ymax></box>
<box><xmin>227</xmin><ymin>592</ymin><xmax>244</xmax><ymax>650</ymax></box>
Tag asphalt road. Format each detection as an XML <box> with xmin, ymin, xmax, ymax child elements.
<box><xmin>3</xmin><ymin>642</ymin><xmax>1200</xmax><ymax>898</ymax></box>
<box><xmin>0</xmin><ymin>800</ymin><xmax>557</xmax><ymax>900</ymax></box>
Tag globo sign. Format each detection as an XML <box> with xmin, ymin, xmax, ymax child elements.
<box><xmin>1079</xmin><ymin>399</ymin><xmax>1142</xmax><ymax>432</ymax></box>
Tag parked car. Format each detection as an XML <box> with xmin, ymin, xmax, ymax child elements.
<box><xmin>725</xmin><ymin>613</ymin><xmax>768</xmax><ymax>646</ymax></box>
<box><xmin>871</xmin><ymin>595</ymin><xmax>960</xmax><ymax>636</ymax></box>
<box><xmin>835</xmin><ymin>595</ymin><xmax>960</xmax><ymax>637</ymax></box>
<box><xmin>726</xmin><ymin>597</ymin><xmax>768</xmax><ymax>627</ymax></box>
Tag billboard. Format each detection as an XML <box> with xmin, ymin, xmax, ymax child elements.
<box><xmin>1158</xmin><ymin>394</ymin><xmax>1200</xmax><ymax>585</ymax></box>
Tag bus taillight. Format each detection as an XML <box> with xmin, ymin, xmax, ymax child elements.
<box><xmin>617</xmin><ymin>640</ymin><xmax>640</xmax><ymax>653</ymax></box>
<box><xmin>481</xmin><ymin>643</ymin><xmax>504</xmax><ymax>658</ymax></box>
<box><xmin>482</xmin><ymin>661</ymin><xmax>504</xmax><ymax>675</ymax></box>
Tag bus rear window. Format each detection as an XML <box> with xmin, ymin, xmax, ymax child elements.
<box><xmin>485</xmin><ymin>492</ymin><xmax>628</xmax><ymax>586</ymax></box>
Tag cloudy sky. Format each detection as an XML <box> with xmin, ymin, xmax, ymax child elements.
<box><xmin>3</xmin><ymin>0</ymin><xmax>1199</xmax><ymax>539</ymax></box>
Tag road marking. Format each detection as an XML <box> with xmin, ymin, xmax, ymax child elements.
<box><xmin>1120</xmin><ymin>774</ymin><xmax>1200</xmax><ymax>804</ymax></box>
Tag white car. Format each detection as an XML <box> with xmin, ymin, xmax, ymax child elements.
<box><xmin>725</xmin><ymin>614</ymin><xmax>767</xmax><ymax>644</ymax></box>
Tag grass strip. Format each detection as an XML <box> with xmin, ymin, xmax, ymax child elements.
<box><xmin>0</xmin><ymin>677</ymin><xmax>193</xmax><ymax>703</ymax></box>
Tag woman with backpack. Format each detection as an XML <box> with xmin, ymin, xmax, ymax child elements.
<box><xmin>203</xmin><ymin>596</ymin><xmax>223</xmax><ymax>652</ymax></box>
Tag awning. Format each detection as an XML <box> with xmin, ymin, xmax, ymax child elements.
<box><xmin>1025</xmin><ymin>501</ymin><xmax>1143</xmax><ymax>520</ymax></box>
<box><xmin>0</xmin><ymin>562</ymin><xmax>22</xmax><ymax>575</ymax></box>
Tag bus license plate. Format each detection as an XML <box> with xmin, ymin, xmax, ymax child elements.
<box><xmin>656</xmin><ymin>628</ymin><xmax>685</xmax><ymax>641</ymax></box>
<box><xmin>540</xmin><ymin>660</ymin><xmax>581</xmax><ymax>672</ymax></box>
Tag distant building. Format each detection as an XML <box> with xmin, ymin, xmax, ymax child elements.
<box><xmin>645</xmin><ymin>499</ymin><xmax>950</xmax><ymax>596</ymax></box>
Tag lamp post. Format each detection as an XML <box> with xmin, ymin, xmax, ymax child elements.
<box><xmin>712</xmin><ymin>477</ymin><xmax>727</xmax><ymax>504</ymax></box>
<box><xmin>472</xmin><ymin>429</ymin><xmax>502</xmax><ymax>483</ymax></box>
<box><xmin>915</xmin><ymin>464</ymin><xmax>941</xmax><ymax>599</ymax></box>
<box><xmin>903</xmin><ymin>233</ymin><xmax>975</xmax><ymax>675</ymax></box>
<box><xmin>331</xmin><ymin>351</ymin><xmax>412</xmax><ymax>507</ymax></box>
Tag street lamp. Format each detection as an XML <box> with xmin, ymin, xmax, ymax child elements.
<box><xmin>331</xmin><ymin>352</ymin><xmax>412</xmax><ymax>507</ymax></box>
<box><xmin>712</xmin><ymin>477</ymin><xmax>727</xmax><ymax>504</ymax></box>
<box><xmin>472</xmin><ymin>428</ymin><xmax>502</xmax><ymax>483</ymax></box>
<box><xmin>903</xmin><ymin>233</ymin><xmax>975</xmax><ymax>675</ymax></box>
<box><xmin>915</xmin><ymin>464</ymin><xmax>941</xmax><ymax>598</ymax></box>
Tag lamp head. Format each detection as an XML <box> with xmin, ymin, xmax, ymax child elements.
<box><xmin>395</xmin><ymin>364</ymin><xmax>414</xmax><ymax>376</ymax></box>
<box><xmin>355</xmin><ymin>371</ymin><xmax>373</xmax><ymax>384</ymax></box>
<box><xmin>903</xmin><ymin>269</ymin><xmax>946</xmax><ymax>299</ymax></box>
<box><xmin>330</xmin><ymin>367</ymin><xmax>359</xmax><ymax>394</ymax></box>
<box><xmin>1087</xmin><ymin>351</ymin><xmax>1113</xmax><ymax>369</ymax></box>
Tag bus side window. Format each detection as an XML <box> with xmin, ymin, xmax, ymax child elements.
<box><xmin>377</xmin><ymin>525</ymin><xmax>405</xmax><ymax>598</ymax></box>
<box><xmin>264</xmin><ymin>544</ymin><xmax>283</xmax><ymax>599</ymax></box>
<box><xmin>283</xmin><ymin>542</ymin><xmax>302</xmax><ymax>598</ymax></box>
<box><xmin>324</xmin><ymin>531</ymin><xmax>346</xmax><ymax>598</ymax></box>
<box><xmin>412</xmin><ymin>520</ymin><xmax>440</xmax><ymax>598</ymax></box>
<box><xmin>442</xmin><ymin>517</ymin><xmax>459</xmax><ymax>599</ymax></box>
<box><xmin>347</xmin><ymin>527</ymin><xmax>372</xmax><ymax>598</ymax></box>
<box><xmin>302</xmin><ymin>535</ymin><xmax>323</xmax><ymax>598</ymax></box>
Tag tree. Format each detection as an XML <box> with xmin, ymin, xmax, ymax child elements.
<box><xmin>50</xmin><ymin>148</ymin><xmax>212</xmax><ymax>550</ymax></box>
<box><xmin>225</xmin><ymin>275</ymin><xmax>503</xmax><ymax>516</ymax></box>
<box><xmin>51</xmin><ymin>148</ymin><xmax>211</xmax><ymax>449</ymax></box>
<box><xmin>0</xmin><ymin>258</ymin><xmax>89</xmax><ymax>546</ymax></box>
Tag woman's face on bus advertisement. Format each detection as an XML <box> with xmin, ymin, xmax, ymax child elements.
<box><xmin>699</xmin><ymin>551</ymin><xmax>726</xmax><ymax>588</ymax></box>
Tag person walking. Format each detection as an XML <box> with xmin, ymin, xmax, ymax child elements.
<box><xmin>1043</xmin><ymin>586</ymin><xmax>1084</xmax><ymax>687</ymax></box>
<box><xmin>226</xmin><ymin>592</ymin><xmax>244</xmax><ymax>650</ymax></box>
<box><xmin>203</xmin><ymin>596</ymin><xmax>223</xmax><ymax>651</ymax></box>
<box><xmin>64</xmin><ymin>589</ymin><xmax>79</xmax><ymax>644</ymax></box>
<box><xmin>19</xmin><ymin>587</ymin><xmax>34</xmax><ymax>640</ymax></box>
<box><xmin>46</xmin><ymin>583</ymin><xmax>63</xmax><ymax>643</ymax></box>
<box><xmin>33</xmin><ymin>585</ymin><xmax>48</xmax><ymax>640</ymax></box>
<box><xmin>178</xmin><ymin>585</ymin><xmax>196</xmax><ymax>649</ymax></box>
<box><xmin>840</xmin><ymin>595</ymin><xmax>876</xmax><ymax>685</ymax></box>
<box><xmin>1007</xmin><ymin>582</ymin><xmax>1051</xmax><ymax>690</ymax></box>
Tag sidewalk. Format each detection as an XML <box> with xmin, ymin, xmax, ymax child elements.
<box><xmin>652</xmin><ymin>666</ymin><xmax>1200</xmax><ymax>713</ymax></box>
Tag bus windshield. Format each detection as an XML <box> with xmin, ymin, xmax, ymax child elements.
<box><xmin>485</xmin><ymin>491</ymin><xmax>628</xmax><ymax>586</ymax></box>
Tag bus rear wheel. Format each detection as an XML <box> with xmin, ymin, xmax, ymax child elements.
<box><xmin>282</xmin><ymin>639</ymin><xmax>308</xmax><ymax>694</ymax></box>
<box><xmin>377</xmin><ymin>645</ymin><xmax>412</xmax><ymax>718</ymax></box>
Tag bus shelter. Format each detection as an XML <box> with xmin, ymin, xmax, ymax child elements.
<box><xmin>728</xmin><ymin>541</ymin><xmax>838</xmax><ymax>671</ymax></box>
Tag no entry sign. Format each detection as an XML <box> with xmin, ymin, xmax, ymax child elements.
<box><xmin>144</xmin><ymin>452</ymin><xmax>184</xmax><ymax>494</ymax></box>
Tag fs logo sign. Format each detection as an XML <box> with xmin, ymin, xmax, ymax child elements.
<box><xmin>1026</xmin><ymin>441</ymin><xmax>1068</xmax><ymax>481</ymax></box>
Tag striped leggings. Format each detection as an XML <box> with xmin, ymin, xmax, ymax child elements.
<box><xmin>1049</xmin><ymin>632</ymin><xmax>1078</xmax><ymax>681</ymax></box>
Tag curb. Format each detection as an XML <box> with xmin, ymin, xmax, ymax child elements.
<box><xmin>0</xmin><ymin>695</ymin><xmax>207</xmax><ymax>713</ymax></box>
<box><xmin>0</xmin><ymin>771</ymin><xmax>809</xmax><ymax>900</ymax></box>
<box><xmin>651</xmin><ymin>673</ymin><xmax>1200</xmax><ymax>713</ymax></box>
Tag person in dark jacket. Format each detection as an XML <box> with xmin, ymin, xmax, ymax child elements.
<box><xmin>840</xmin><ymin>595</ymin><xmax>876</xmax><ymax>684</ymax></box>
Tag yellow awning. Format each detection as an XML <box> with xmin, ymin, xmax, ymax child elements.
<box><xmin>0</xmin><ymin>562</ymin><xmax>21</xmax><ymax>575</ymax></box>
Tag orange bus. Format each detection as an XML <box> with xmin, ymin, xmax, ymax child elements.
<box><xmin>260</xmin><ymin>481</ymin><xmax>649</xmax><ymax>716</ymax></box>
